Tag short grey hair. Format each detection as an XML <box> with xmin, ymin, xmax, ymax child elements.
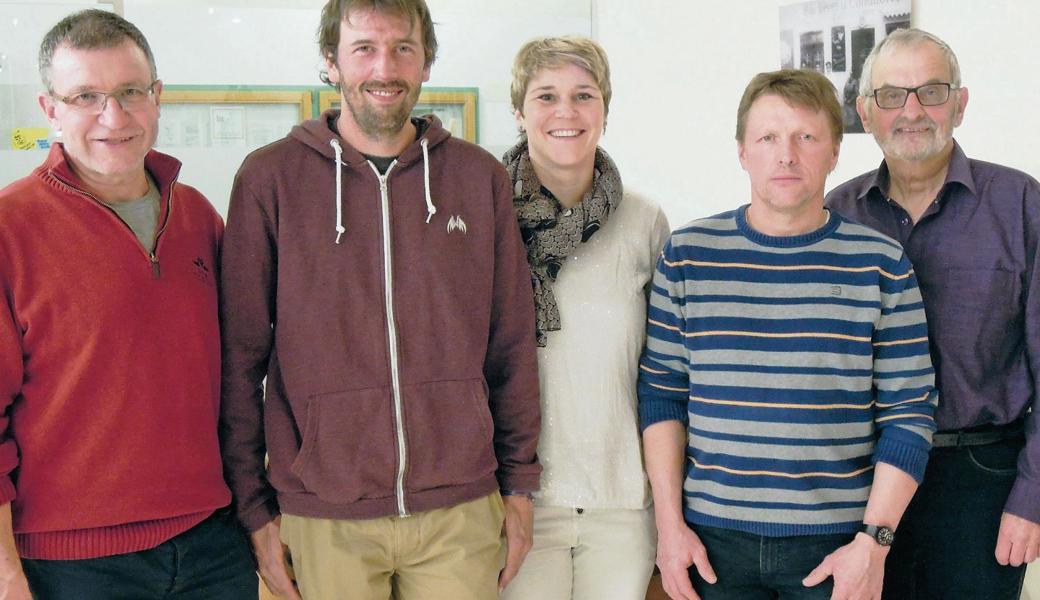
<box><xmin>858</xmin><ymin>28</ymin><xmax>961</xmax><ymax>98</ymax></box>
<box><xmin>39</xmin><ymin>9</ymin><xmax>157</xmax><ymax>93</ymax></box>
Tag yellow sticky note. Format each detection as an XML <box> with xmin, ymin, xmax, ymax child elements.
<box><xmin>11</xmin><ymin>128</ymin><xmax>50</xmax><ymax>150</ymax></box>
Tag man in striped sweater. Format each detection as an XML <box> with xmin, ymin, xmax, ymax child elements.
<box><xmin>639</xmin><ymin>69</ymin><xmax>937</xmax><ymax>600</ymax></box>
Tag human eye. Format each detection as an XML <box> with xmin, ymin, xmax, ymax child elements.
<box><xmin>121</xmin><ymin>87</ymin><xmax>147</xmax><ymax>99</ymax></box>
<box><xmin>759</xmin><ymin>133</ymin><xmax>775</xmax><ymax>142</ymax></box>
<box><xmin>397</xmin><ymin>44</ymin><xmax>415</xmax><ymax>54</ymax></box>
<box><xmin>576</xmin><ymin>92</ymin><xmax>595</xmax><ymax>101</ymax></box>
<box><xmin>353</xmin><ymin>44</ymin><xmax>373</xmax><ymax>54</ymax></box>
<box><xmin>919</xmin><ymin>85</ymin><xmax>943</xmax><ymax>101</ymax></box>
<box><xmin>536</xmin><ymin>93</ymin><xmax>555</xmax><ymax>102</ymax></box>
<box><xmin>877</xmin><ymin>87</ymin><xmax>905</xmax><ymax>106</ymax></box>
<box><xmin>799</xmin><ymin>133</ymin><xmax>816</xmax><ymax>142</ymax></box>
<box><xmin>70</xmin><ymin>91</ymin><xmax>101</xmax><ymax>108</ymax></box>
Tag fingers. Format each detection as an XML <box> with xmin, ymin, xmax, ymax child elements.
<box><xmin>1026</xmin><ymin>539</ymin><xmax>1040</xmax><ymax>565</ymax></box>
<box><xmin>497</xmin><ymin>530</ymin><xmax>530</xmax><ymax>592</ymax></box>
<box><xmin>661</xmin><ymin>564</ymin><xmax>700</xmax><ymax>600</ymax></box>
<box><xmin>802</xmin><ymin>558</ymin><xmax>831</xmax><ymax>587</ymax></box>
<box><xmin>497</xmin><ymin>543</ymin><xmax>526</xmax><ymax>592</ymax></box>
<box><xmin>691</xmin><ymin>549</ymin><xmax>717</xmax><ymax>585</ymax></box>
<box><xmin>994</xmin><ymin>530</ymin><xmax>1013</xmax><ymax>566</ymax></box>
<box><xmin>258</xmin><ymin>551</ymin><xmax>300</xmax><ymax>600</ymax></box>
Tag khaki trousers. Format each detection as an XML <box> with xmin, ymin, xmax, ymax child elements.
<box><xmin>281</xmin><ymin>493</ymin><xmax>505</xmax><ymax>600</ymax></box>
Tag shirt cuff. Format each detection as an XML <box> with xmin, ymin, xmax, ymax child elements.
<box><xmin>1004</xmin><ymin>476</ymin><xmax>1040</xmax><ymax>524</ymax></box>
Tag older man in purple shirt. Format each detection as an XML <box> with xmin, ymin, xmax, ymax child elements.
<box><xmin>827</xmin><ymin>28</ymin><xmax>1040</xmax><ymax>599</ymax></box>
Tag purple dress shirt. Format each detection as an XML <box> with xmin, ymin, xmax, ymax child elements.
<box><xmin>826</xmin><ymin>141</ymin><xmax>1040</xmax><ymax>523</ymax></box>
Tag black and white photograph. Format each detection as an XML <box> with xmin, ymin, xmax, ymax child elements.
<box><xmin>779</xmin><ymin>0</ymin><xmax>911</xmax><ymax>133</ymax></box>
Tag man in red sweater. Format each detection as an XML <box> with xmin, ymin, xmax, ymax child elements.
<box><xmin>0</xmin><ymin>10</ymin><xmax>256</xmax><ymax>599</ymax></box>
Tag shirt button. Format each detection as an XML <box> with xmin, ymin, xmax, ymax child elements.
<box><xmin>562</xmin><ymin>209</ymin><xmax>573</xmax><ymax>217</ymax></box>
<box><xmin>901</xmin><ymin>217</ymin><xmax>909</xmax><ymax>225</ymax></box>
<box><xmin>576</xmin><ymin>507</ymin><xmax>584</xmax><ymax>514</ymax></box>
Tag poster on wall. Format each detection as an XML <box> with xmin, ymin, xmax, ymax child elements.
<box><xmin>779</xmin><ymin>0</ymin><xmax>910</xmax><ymax>133</ymax></box>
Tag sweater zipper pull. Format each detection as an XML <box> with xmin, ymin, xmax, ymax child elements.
<box><xmin>150</xmin><ymin>252</ymin><xmax>160</xmax><ymax>279</ymax></box>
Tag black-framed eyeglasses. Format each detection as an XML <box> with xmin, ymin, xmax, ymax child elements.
<box><xmin>868</xmin><ymin>83</ymin><xmax>958</xmax><ymax>109</ymax></box>
<box><xmin>51</xmin><ymin>80</ymin><xmax>159</xmax><ymax>114</ymax></box>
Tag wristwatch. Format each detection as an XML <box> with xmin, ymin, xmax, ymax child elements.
<box><xmin>860</xmin><ymin>523</ymin><xmax>895</xmax><ymax>547</ymax></box>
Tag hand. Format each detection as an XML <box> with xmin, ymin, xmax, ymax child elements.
<box><xmin>995</xmin><ymin>512</ymin><xmax>1040</xmax><ymax>567</ymax></box>
<box><xmin>802</xmin><ymin>533</ymin><xmax>886</xmax><ymax>600</ymax></box>
<box><xmin>0</xmin><ymin>570</ymin><xmax>32</xmax><ymax>600</ymax></box>
<box><xmin>250</xmin><ymin>517</ymin><xmax>300</xmax><ymax>600</ymax></box>
<box><xmin>655</xmin><ymin>523</ymin><xmax>716</xmax><ymax>600</ymax></box>
<box><xmin>498</xmin><ymin>494</ymin><xmax>534</xmax><ymax>593</ymax></box>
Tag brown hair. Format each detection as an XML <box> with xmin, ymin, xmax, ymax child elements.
<box><xmin>39</xmin><ymin>9</ymin><xmax>157</xmax><ymax>92</ymax></box>
<box><xmin>510</xmin><ymin>36</ymin><xmax>611</xmax><ymax>117</ymax></box>
<box><xmin>318</xmin><ymin>0</ymin><xmax>437</xmax><ymax>87</ymax></box>
<box><xmin>735</xmin><ymin>69</ymin><xmax>843</xmax><ymax>145</ymax></box>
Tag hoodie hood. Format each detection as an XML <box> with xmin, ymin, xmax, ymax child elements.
<box><xmin>289</xmin><ymin>109</ymin><xmax>451</xmax><ymax>165</ymax></box>
<box><xmin>289</xmin><ymin>110</ymin><xmax>452</xmax><ymax>243</ymax></box>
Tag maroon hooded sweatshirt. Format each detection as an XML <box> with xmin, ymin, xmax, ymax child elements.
<box><xmin>219</xmin><ymin>113</ymin><xmax>541</xmax><ymax>531</ymax></box>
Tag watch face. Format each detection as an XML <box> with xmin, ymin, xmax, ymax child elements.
<box><xmin>876</xmin><ymin>526</ymin><xmax>895</xmax><ymax>546</ymax></box>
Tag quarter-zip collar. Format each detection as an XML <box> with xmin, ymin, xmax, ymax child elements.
<box><xmin>34</xmin><ymin>142</ymin><xmax>180</xmax><ymax>277</ymax></box>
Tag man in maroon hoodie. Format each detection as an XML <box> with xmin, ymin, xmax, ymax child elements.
<box><xmin>219</xmin><ymin>1</ymin><xmax>542</xmax><ymax>598</ymax></box>
<box><xmin>0</xmin><ymin>9</ymin><xmax>257</xmax><ymax>600</ymax></box>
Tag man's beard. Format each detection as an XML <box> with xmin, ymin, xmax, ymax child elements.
<box><xmin>875</xmin><ymin>116</ymin><xmax>952</xmax><ymax>162</ymax></box>
<box><xmin>343</xmin><ymin>79</ymin><xmax>421</xmax><ymax>140</ymax></box>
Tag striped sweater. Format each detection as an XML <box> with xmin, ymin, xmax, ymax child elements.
<box><xmin>638</xmin><ymin>207</ymin><xmax>937</xmax><ymax>537</ymax></box>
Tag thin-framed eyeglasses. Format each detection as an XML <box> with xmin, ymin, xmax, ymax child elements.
<box><xmin>50</xmin><ymin>80</ymin><xmax>159</xmax><ymax>115</ymax></box>
<box><xmin>868</xmin><ymin>83</ymin><xmax>958</xmax><ymax>110</ymax></box>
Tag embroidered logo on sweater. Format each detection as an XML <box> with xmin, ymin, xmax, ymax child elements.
<box><xmin>447</xmin><ymin>215</ymin><xmax>467</xmax><ymax>234</ymax></box>
<box><xmin>192</xmin><ymin>257</ymin><xmax>213</xmax><ymax>286</ymax></box>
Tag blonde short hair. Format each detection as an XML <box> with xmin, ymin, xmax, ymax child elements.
<box><xmin>510</xmin><ymin>36</ymin><xmax>611</xmax><ymax>116</ymax></box>
<box><xmin>736</xmin><ymin>69</ymin><xmax>843</xmax><ymax>145</ymax></box>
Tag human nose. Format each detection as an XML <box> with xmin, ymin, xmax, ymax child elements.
<box><xmin>901</xmin><ymin>89</ymin><xmax>927</xmax><ymax>119</ymax></box>
<box><xmin>553</xmin><ymin>98</ymin><xmax>578</xmax><ymax>117</ymax></box>
<box><xmin>371</xmin><ymin>49</ymin><xmax>395</xmax><ymax>79</ymax></box>
<box><xmin>96</xmin><ymin>93</ymin><xmax>131</xmax><ymax>125</ymax></box>
<box><xmin>778</xmin><ymin>138</ymin><xmax>797</xmax><ymax>166</ymax></box>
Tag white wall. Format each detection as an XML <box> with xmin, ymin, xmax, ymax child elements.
<box><xmin>596</xmin><ymin>0</ymin><xmax>1040</xmax><ymax>227</ymax></box>
<box><xmin>0</xmin><ymin>0</ymin><xmax>591</xmax><ymax>215</ymax></box>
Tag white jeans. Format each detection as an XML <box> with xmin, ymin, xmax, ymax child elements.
<box><xmin>501</xmin><ymin>505</ymin><xmax>656</xmax><ymax>600</ymax></box>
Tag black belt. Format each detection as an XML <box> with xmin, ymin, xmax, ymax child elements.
<box><xmin>931</xmin><ymin>420</ymin><xmax>1025</xmax><ymax>448</ymax></box>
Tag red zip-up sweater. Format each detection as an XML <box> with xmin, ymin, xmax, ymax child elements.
<box><xmin>0</xmin><ymin>144</ymin><xmax>231</xmax><ymax>559</ymax></box>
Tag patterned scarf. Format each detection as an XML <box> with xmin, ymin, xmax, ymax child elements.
<box><xmin>503</xmin><ymin>140</ymin><xmax>623</xmax><ymax>347</ymax></box>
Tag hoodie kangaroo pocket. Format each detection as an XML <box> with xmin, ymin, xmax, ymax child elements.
<box><xmin>290</xmin><ymin>388</ymin><xmax>396</xmax><ymax>503</ymax></box>
<box><xmin>403</xmin><ymin>378</ymin><xmax>497</xmax><ymax>491</ymax></box>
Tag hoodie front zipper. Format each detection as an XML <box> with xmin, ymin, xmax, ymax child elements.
<box><xmin>371</xmin><ymin>161</ymin><xmax>410</xmax><ymax>517</ymax></box>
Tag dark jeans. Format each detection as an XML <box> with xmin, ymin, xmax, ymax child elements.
<box><xmin>882</xmin><ymin>436</ymin><xmax>1027</xmax><ymax>600</ymax></box>
<box><xmin>690</xmin><ymin>524</ymin><xmax>853</xmax><ymax>599</ymax></box>
<box><xmin>23</xmin><ymin>509</ymin><xmax>258</xmax><ymax>600</ymax></box>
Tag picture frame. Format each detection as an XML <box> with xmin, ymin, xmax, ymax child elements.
<box><xmin>157</xmin><ymin>87</ymin><xmax>314</xmax><ymax>149</ymax></box>
<box><xmin>318</xmin><ymin>87</ymin><xmax>479</xmax><ymax>143</ymax></box>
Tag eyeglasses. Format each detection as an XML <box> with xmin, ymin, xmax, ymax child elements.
<box><xmin>51</xmin><ymin>81</ymin><xmax>158</xmax><ymax>114</ymax></box>
<box><xmin>868</xmin><ymin>83</ymin><xmax>957</xmax><ymax>109</ymax></box>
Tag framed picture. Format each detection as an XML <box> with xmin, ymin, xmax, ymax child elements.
<box><xmin>318</xmin><ymin>87</ymin><xmax>478</xmax><ymax>143</ymax></box>
<box><xmin>157</xmin><ymin>88</ymin><xmax>313</xmax><ymax>149</ymax></box>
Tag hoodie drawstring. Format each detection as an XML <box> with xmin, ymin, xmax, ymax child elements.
<box><xmin>331</xmin><ymin>137</ymin><xmax>436</xmax><ymax>240</ymax></box>
<box><xmin>330</xmin><ymin>139</ymin><xmax>346</xmax><ymax>244</ymax></box>
<box><xmin>421</xmin><ymin>138</ymin><xmax>436</xmax><ymax>224</ymax></box>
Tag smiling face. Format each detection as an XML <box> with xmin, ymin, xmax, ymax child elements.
<box><xmin>325</xmin><ymin>8</ymin><xmax>430</xmax><ymax>146</ymax></box>
<box><xmin>516</xmin><ymin>62</ymin><xmax>604</xmax><ymax>179</ymax></box>
<box><xmin>739</xmin><ymin>94</ymin><xmax>839</xmax><ymax>229</ymax></box>
<box><xmin>38</xmin><ymin>39</ymin><xmax>161</xmax><ymax>200</ymax></box>
<box><xmin>858</xmin><ymin>41</ymin><xmax>968</xmax><ymax>163</ymax></box>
